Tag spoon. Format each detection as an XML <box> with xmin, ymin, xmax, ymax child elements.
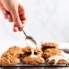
<box><xmin>22</xmin><ymin>30</ymin><xmax>38</xmax><ymax>58</ymax></box>
<box><xmin>22</xmin><ymin>30</ymin><xmax>37</xmax><ymax>46</ymax></box>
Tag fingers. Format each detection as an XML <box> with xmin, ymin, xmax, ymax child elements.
<box><xmin>0</xmin><ymin>2</ymin><xmax>4</xmax><ymax>9</ymax></box>
<box><xmin>19</xmin><ymin>14</ymin><xmax>26</xmax><ymax>24</ymax></box>
<box><xmin>13</xmin><ymin>23</ymin><xmax>24</xmax><ymax>32</ymax></box>
<box><xmin>11</xmin><ymin>7</ymin><xmax>23</xmax><ymax>31</ymax></box>
<box><xmin>7</xmin><ymin>14</ymin><xmax>13</xmax><ymax>22</ymax></box>
<box><xmin>13</xmin><ymin>24</ymin><xmax>18</xmax><ymax>32</ymax></box>
<box><xmin>0</xmin><ymin>3</ymin><xmax>8</xmax><ymax>19</ymax></box>
<box><xmin>11</xmin><ymin>4</ymin><xmax>26</xmax><ymax>32</ymax></box>
<box><xmin>0</xmin><ymin>3</ymin><xmax>13</xmax><ymax>22</ymax></box>
<box><xmin>2</xmin><ymin>10</ymin><xmax>13</xmax><ymax>22</ymax></box>
<box><xmin>0</xmin><ymin>1</ymin><xmax>26</xmax><ymax>32</ymax></box>
<box><xmin>19</xmin><ymin>4</ymin><xmax>26</xmax><ymax>24</ymax></box>
<box><xmin>2</xmin><ymin>9</ymin><xmax>8</xmax><ymax>19</ymax></box>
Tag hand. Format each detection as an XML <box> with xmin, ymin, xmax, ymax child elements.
<box><xmin>0</xmin><ymin>0</ymin><xmax>26</xmax><ymax>32</ymax></box>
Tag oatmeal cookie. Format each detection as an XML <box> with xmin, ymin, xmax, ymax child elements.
<box><xmin>0</xmin><ymin>54</ymin><xmax>20</xmax><ymax>66</ymax></box>
<box><xmin>22</xmin><ymin>46</ymin><xmax>43</xmax><ymax>57</ymax></box>
<box><xmin>42</xmin><ymin>42</ymin><xmax>58</xmax><ymax>51</ymax></box>
<box><xmin>43</xmin><ymin>48</ymin><xmax>61</xmax><ymax>59</ymax></box>
<box><xmin>22</xmin><ymin>56</ymin><xmax>45</xmax><ymax>65</ymax></box>
<box><xmin>2</xmin><ymin>46</ymin><xmax>24</xmax><ymax>58</ymax></box>
<box><xmin>48</xmin><ymin>59</ymin><xmax>69</xmax><ymax>64</ymax></box>
<box><xmin>46</xmin><ymin>56</ymin><xmax>69</xmax><ymax>65</ymax></box>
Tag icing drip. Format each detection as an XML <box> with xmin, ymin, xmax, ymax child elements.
<box><xmin>47</xmin><ymin>51</ymin><xmax>69</xmax><ymax>65</ymax></box>
<box><xmin>61</xmin><ymin>51</ymin><xmax>69</xmax><ymax>59</ymax></box>
<box><xmin>26</xmin><ymin>39</ymin><xmax>36</xmax><ymax>49</ymax></box>
<box><xmin>26</xmin><ymin>39</ymin><xmax>38</xmax><ymax>58</ymax></box>
<box><xmin>30</xmin><ymin>49</ymin><xmax>38</xmax><ymax>58</ymax></box>
<box><xmin>48</xmin><ymin>55</ymin><xmax>69</xmax><ymax>65</ymax></box>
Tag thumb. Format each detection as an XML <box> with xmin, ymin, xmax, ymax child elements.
<box><xmin>11</xmin><ymin>7</ymin><xmax>23</xmax><ymax>29</ymax></box>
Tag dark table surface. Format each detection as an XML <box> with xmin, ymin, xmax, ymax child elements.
<box><xmin>0</xmin><ymin>67</ymin><xmax>69</xmax><ymax>69</ymax></box>
<box><xmin>0</xmin><ymin>64</ymin><xmax>69</xmax><ymax>69</ymax></box>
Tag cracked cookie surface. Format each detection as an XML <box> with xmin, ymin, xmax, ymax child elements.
<box><xmin>0</xmin><ymin>54</ymin><xmax>20</xmax><ymax>66</ymax></box>
<box><xmin>1</xmin><ymin>46</ymin><xmax>23</xmax><ymax>58</ymax></box>
<box><xmin>43</xmin><ymin>48</ymin><xmax>61</xmax><ymax>59</ymax></box>
<box><xmin>22</xmin><ymin>46</ymin><xmax>43</xmax><ymax>57</ymax></box>
<box><xmin>0</xmin><ymin>46</ymin><xmax>23</xmax><ymax>66</ymax></box>
<box><xmin>22</xmin><ymin>56</ymin><xmax>45</xmax><ymax>65</ymax></box>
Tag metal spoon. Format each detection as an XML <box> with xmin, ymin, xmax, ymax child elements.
<box><xmin>22</xmin><ymin>30</ymin><xmax>37</xmax><ymax>45</ymax></box>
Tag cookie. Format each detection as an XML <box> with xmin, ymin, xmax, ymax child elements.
<box><xmin>0</xmin><ymin>54</ymin><xmax>20</xmax><ymax>66</ymax></box>
<box><xmin>48</xmin><ymin>59</ymin><xmax>69</xmax><ymax>64</ymax></box>
<box><xmin>0</xmin><ymin>46</ymin><xmax>23</xmax><ymax>66</ymax></box>
<box><xmin>22</xmin><ymin>46</ymin><xmax>31</xmax><ymax>53</ymax></box>
<box><xmin>22</xmin><ymin>56</ymin><xmax>45</xmax><ymax>65</ymax></box>
<box><xmin>42</xmin><ymin>42</ymin><xmax>58</xmax><ymax>51</ymax></box>
<box><xmin>2</xmin><ymin>46</ymin><xmax>24</xmax><ymax>58</ymax></box>
<box><xmin>46</xmin><ymin>56</ymin><xmax>69</xmax><ymax>65</ymax></box>
<box><xmin>43</xmin><ymin>48</ymin><xmax>61</xmax><ymax>59</ymax></box>
<box><xmin>22</xmin><ymin>46</ymin><xmax>43</xmax><ymax>57</ymax></box>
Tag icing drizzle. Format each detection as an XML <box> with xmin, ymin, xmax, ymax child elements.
<box><xmin>26</xmin><ymin>39</ymin><xmax>38</xmax><ymax>58</ymax></box>
<box><xmin>47</xmin><ymin>51</ymin><xmax>69</xmax><ymax>65</ymax></box>
<box><xmin>30</xmin><ymin>49</ymin><xmax>38</xmax><ymax>58</ymax></box>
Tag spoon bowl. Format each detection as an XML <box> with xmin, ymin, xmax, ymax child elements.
<box><xmin>22</xmin><ymin>30</ymin><xmax>37</xmax><ymax>46</ymax></box>
<box><xmin>26</xmin><ymin>36</ymin><xmax>37</xmax><ymax>45</ymax></box>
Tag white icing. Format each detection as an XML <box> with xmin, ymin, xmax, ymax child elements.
<box><xmin>48</xmin><ymin>55</ymin><xmax>69</xmax><ymax>65</ymax></box>
<box><xmin>30</xmin><ymin>54</ymin><xmax>38</xmax><ymax>58</ymax></box>
<box><xmin>47</xmin><ymin>51</ymin><xmax>69</xmax><ymax>65</ymax></box>
<box><xmin>61</xmin><ymin>51</ymin><xmax>69</xmax><ymax>59</ymax></box>
<box><xmin>26</xmin><ymin>39</ymin><xmax>36</xmax><ymax>49</ymax></box>
<box><xmin>30</xmin><ymin>49</ymin><xmax>38</xmax><ymax>58</ymax></box>
<box><xmin>26</xmin><ymin>39</ymin><xmax>38</xmax><ymax>58</ymax></box>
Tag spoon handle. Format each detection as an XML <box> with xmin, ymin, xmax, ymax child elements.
<box><xmin>22</xmin><ymin>30</ymin><xmax>27</xmax><ymax>37</ymax></box>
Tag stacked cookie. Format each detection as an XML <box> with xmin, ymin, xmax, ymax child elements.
<box><xmin>0</xmin><ymin>42</ymin><xmax>69</xmax><ymax>66</ymax></box>
<box><xmin>0</xmin><ymin>46</ymin><xmax>45</xmax><ymax>66</ymax></box>
<box><xmin>22</xmin><ymin>46</ymin><xmax>45</xmax><ymax>65</ymax></box>
<box><xmin>42</xmin><ymin>42</ymin><xmax>69</xmax><ymax>65</ymax></box>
